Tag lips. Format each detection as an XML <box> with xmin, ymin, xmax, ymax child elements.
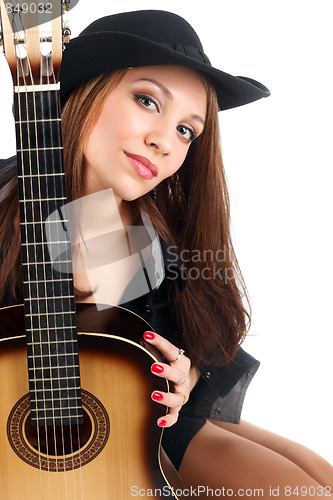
<box><xmin>125</xmin><ymin>152</ymin><xmax>158</xmax><ymax>179</ymax></box>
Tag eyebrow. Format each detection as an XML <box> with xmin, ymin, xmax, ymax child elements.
<box><xmin>136</xmin><ymin>78</ymin><xmax>205</xmax><ymax>127</ymax></box>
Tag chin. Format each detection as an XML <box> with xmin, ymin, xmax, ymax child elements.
<box><xmin>117</xmin><ymin>183</ymin><xmax>154</xmax><ymax>202</ymax></box>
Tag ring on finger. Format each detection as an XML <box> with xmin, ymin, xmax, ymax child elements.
<box><xmin>178</xmin><ymin>392</ymin><xmax>187</xmax><ymax>405</ymax></box>
<box><xmin>170</xmin><ymin>348</ymin><xmax>185</xmax><ymax>363</ymax></box>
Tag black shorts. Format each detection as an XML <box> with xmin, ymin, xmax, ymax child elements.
<box><xmin>161</xmin><ymin>414</ymin><xmax>206</xmax><ymax>470</ymax></box>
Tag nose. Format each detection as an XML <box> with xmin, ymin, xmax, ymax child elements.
<box><xmin>144</xmin><ymin>125</ymin><xmax>172</xmax><ymax>156</ymax></box>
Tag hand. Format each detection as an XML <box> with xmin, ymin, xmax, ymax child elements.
<box><xmin>143</xmin><ymin>331</ymin><xmax>191</xmax><ymax>428</ymax></box>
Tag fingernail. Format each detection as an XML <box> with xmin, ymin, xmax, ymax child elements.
<box><xmin>152</xmin><ymin>391</ymin><xmax>164</xmax><ymax>401</ymax></box>
<box><xmin>144</xmin><ymin>332</ymin><xmax>155</xmax><ymax>340</ymax></box>
<box><xmin>151</xmin><ymin>364</ymin><xmax>164</xmax><ymax>374</ymax></box>
<box><xmin>159</xmin><ymin>419</ymin><xmax>167</xmax><ymax>427</ymax></box>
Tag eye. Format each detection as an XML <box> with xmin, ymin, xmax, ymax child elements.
<box><xmin>135</xmin><ymin>94</ymin><xmax>159</xmax><ymax>112</ymax></box>
<box><xmin>177</xmin><ymin>125</ymin><xmax>197</xmax><ymax>143</ymax></box>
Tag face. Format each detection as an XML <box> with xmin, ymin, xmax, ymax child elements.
<box><xmin>83</xmin><ymin>65</ymin><xmax>207</xmax><ymax>202</ymax></box>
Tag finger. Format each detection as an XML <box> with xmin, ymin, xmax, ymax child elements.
<box><xmin>144</xmin><ymin>331</ymin><xmax>190</xmax><ymax>368</ymax></box>
<box><xmin>157</xmin><ymin>406</ymin><xmax>180</xmax><ymax>428</ymax></box>
<box><xmin>151</xmin><ymin>362</ymin><xmax>188</xmax><ymax>386</ymax></box>
<box><xmin>151</xmin><ymin>390</ymin><xmax>187</xmax><ymax>408</ymax></box>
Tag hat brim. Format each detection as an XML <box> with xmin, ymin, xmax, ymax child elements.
<box><xmin>59</xmin><ymin>31</ymin><xmax>270</xmax><ymax>110</ymax></box>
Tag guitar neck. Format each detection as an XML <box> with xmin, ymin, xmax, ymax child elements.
<box><xmin>15</xmin><ymin>84</ymin><xmax>82</xmax><ymax>427</ymax></box>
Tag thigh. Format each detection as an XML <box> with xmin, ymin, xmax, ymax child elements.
<box><xmin>178</xmin><ymin>421</ymin><xmax>333</xmax><ymax>499</ymax></box>
<box><xmin>210</xmin><ymin>419</ymin><xmax>333</xmax><ymax>489</ymax></box>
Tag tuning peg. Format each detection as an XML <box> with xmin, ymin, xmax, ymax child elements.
<box><xmin>63</xmin><ymin>0</ymin><xmax>71</xmax><ymax>12</ymax></box>
<box><xmin>63</xmin><ymin>19</ymin><xmax>71</xmax><ymax>44</ymax></box>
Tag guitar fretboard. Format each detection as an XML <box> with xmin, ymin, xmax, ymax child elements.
<box><xmin>14</xmin><ymin>86</ymin><xmax>82</xmax><ymax>427</ymax></box>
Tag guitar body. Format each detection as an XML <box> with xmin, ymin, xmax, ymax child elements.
<box><xmin>0</xmin><ymin>303</ymin><xmax>181</xmax><ymax>499</ymax></box>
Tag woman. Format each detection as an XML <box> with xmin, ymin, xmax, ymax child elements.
<box><xmin>0</xmin><ymin>9</ymin><xmax>332</xmax><ymax>497</ymax></box>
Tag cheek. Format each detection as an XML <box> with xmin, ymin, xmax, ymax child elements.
<box><xmin>167</xmin><ymin>148</ymin><xmax>190</xmax><ymax>177</ymax></box>
<box><xmin>100</xmin><ymin>101</ymin><xmax>145</xmax><ymax>141</ymax></box>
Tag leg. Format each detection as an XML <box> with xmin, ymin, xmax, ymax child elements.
<box><xmin>178</xmin><ymin>420</ymin><xmax>333</xmax><ymax>499</ymax></box>
<box><xmin>210</xmin><ymin>419</ymin><xmax>333</xmax><ymax>490</ymax></box>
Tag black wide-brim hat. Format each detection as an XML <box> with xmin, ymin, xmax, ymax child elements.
<box><xmin>59</xmin><ymin>10</ymin><xmax>270</xmax><ymax>111</ymax></box>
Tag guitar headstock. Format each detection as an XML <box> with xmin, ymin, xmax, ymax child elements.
<box><xmin>0</xmin><ymin>0</ymin><xmax>67</xmax><ymax>86</ymax></box>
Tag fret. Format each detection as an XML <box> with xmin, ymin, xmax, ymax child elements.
<box><xmin>20</xmin><ymin>227</ymin><xmax>69</xmax><ymax>248</ymax></box>
<box><xmin>19</xmin><ymin>197</ymin><xmax>66</xmax><ymax>227</ymax></box>
<box><xmin>30</xmin><ymin>413</ymin><xmax>83</xmax><ymax>426</ymax></box>
<box><xmin>30</xmin><ymin>414</ymin><xmax>83</xmax><ymax>426</ymax></box>
<box><xmin>18</xmin><ymin>173</ymin><xmax>65</xmax><ymax>178</ymax></box>
<box><xmin>27</xmin><ymin>310</ymin><xmax>76</xmax><ymax>316</ymax></box>
<box><xmin>21</xmin><ymin>240</ymin><xmax>69</xmax><ymax>245</ymax></box>
<box><xmin>28</xmin><ymin>355</ymin><xmax>78</xmax><ymax>370</ymax></box>
<box><xmin>26</xmin><ymin>325</ymin><xmax>75</xmax><ymax>332</ymax></box>
<box><xmin>27</xmin><ymin>340</ymin><xmax>77</xmax><ymax>346</ymax></box>
<box><xmin>23</xmin><ymin>219</ymin><xmax>69</xmax><ymax>224</ymax></box>
<box><xmin>23</xmin><ymin>261</ymin><xmax>72</xmax><ymax>266</ymax></box>
<box><xmin>27</xmin><ymin>330</ymin><xmax>77</xmax><ymax>341</ymax></box>
<box><xmin>18</xmin><ymin>175</ymin><xmax>66</xmax><ymax>202</ymax></box>
<box><xmin>25</xmin><ymin>298</ymin><xmax>75</xmax><ymax>316</ymax></box>
<box><xmin>26</xmin><ymin>342</ymin><xmax>78</xmax><ymax>358</ymax></box>
<box><xmin>17</xmin><ymin>149</ymin><xmax>65</xmax><ymax>176</ymax></box>
<box><xmin>29</xmin><ymin>374</ymin><xmax>80</xmax><ymax>382</ymax></box>
<box><xmin>15</xmin><ymin>119</ymin><xmax>62</xmax><ymax>124</ymax></box>
<box><xmin>29</xmin><ymin>388</ymin><xmax>81</xmax><ymax>396</ymax></box>
<box><xmin>22</xmin><ymin>259</ymin><xmax>72</xmax><ymax>276</ymax></box>
<box><xmin>29</xmin><ymin>352</ymin><xmax>78</xmax><ymax>358</ymax></box>
<box><xmin>17</xmin><ymin>147</ymin><xmax>63</xmax><ymax>152</ymax></box>
<box><xmin>24</xmin><ymin>293</ymin><xmax>74</xmax><ymax>301</ymax></box>
<box><xmin>32</xmin><ymin>406</ymin><xmax>82</xmax><ymax>412</ymax></box>
<box><xmin>25</xmin><ymin>312</ymin><xmax>75</xmax><ymax>330</ymax></box>
<box><xmin>29</xmin><ymin>377</ymin><xmax>81</xmax><ymax>390</ymax></box>
<box><xmin>23</xmin><ymin>278</ymin><xmax>72</xmax><ymax>283</ymax></box>
<box><xmin>19</xmin><ymin>198</ymin><xmax>67</xmax><ymax>203</ymax></box>
<box><xmin>30</xmin><ymin>397</ymin><xmax>82</xmax><ymax>404</ymax></box>
<box><xmin>29</xmin><ymin>365</ymin><xmax>79</xmax><ymax>371</ymax></box>
<box><xmin>23</xmin><ymin>281</ymin><xmax>74</xmax><ymax>301</ymax></box>
<box><xmin>29</xmin><ymin>376</ymin><xmax>80</xmax><ymax>383</ymax></box>
<box><xmin>16</xmin><ymin>120</ymin><xmax>62</xmax><ymax>150</ymax></box>
<box><xmin>29</xmin><ymin>365</ymin><xmax>80</xmax><ymax>382</ymax></box>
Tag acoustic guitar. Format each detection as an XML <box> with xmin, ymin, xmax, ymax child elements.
<box><xmin>0</xmin><ymin>2</ymin><xmax>182</xmax><ymax>498</ymax></box>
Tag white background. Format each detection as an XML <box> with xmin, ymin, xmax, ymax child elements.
<box><xmin>1</xmin><ymin>0</ymin><xmax>332</xmax><ymax>465</ymax></box>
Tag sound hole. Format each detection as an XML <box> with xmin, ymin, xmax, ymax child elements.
<box><xmin>7</xmin><ymin>390</ymin><xmax>110</xmax><ymax>471</ymax></box>
<box><xmin>24</xmin><ymin>409</ymin><xmax>92</xmax><ymax>456</ymax></box>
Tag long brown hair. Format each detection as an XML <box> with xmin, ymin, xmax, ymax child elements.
<box><xmin>0</xmin><ymin>69</ymin><xmax>251</xmax><ymax>366</ymax></box>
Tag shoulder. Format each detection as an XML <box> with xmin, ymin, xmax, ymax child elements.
<box><xmin>0</xmin><ymin>156</ymin><xmax>17</xmax><ymax>199</ymax></box>
<box><xmin>0</xmin><ymin>155</ymin><xmax>17</xmax><ymax>170</ymax></box>
<box><xmin>0</xmin><ymin>155</ymin><xmax>17</xmax><ymax>184</ymax></box>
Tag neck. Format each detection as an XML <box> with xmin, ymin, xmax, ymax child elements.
<box><xmin>74</xmin><ymin>189</ymin><xmax>135</xmax><ymax>242</ymax></box>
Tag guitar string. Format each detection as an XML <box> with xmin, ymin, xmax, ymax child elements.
<box><xmin>39</xmin><ymin>50</ymin><xmax>62</xmax><ymax>500</ymax></box>
<box><xmin>47</xmin><ymin>61</ymin><xmax>85</xmax><ymax>498</ymax></box>
<box><xmin>22</xmin><ymin>12</ymin><xmax>82</xmax><ymax>500</ymax></box>
<box><xmin>43</xmin><ymin>45</ymin><xmax>78</xmax><ymax>497</ymax></box>
<box><xmin>12</xmin><ymin>6</ymin><xmax>82</xmax><ymax>499</ymax></box>
<box><xmin>43</xmin><ymin>9</ymin><xmax>84</xmax><ymax>497</ymax></box>
<box><xmin>15</xmin><ymin>8</ymin><xmax>53</xmax><ymax>497</ymax></box>
<box><xmin>12</xmin><ymin>8</ymin><xmax>46</xmax><ymax>497</ymax></box>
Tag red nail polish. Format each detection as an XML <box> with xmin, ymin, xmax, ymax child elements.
<box><xmin>144</xmin><ymin>332</ymin><xmax>155</xmax><ymax>340</ymax></box>
<box><xmin>151</xmin><ymin>364</ymin><xmax>164</xmax><ymax>374</ymax></box>
<box><xmin>159</xmin><ymin>419</ymin><xmax>167</xmax><ymax>427</ymax></box>
<box><xmin>152</xmin><ymin>391</ymin><xmax>164</xmax><ymax>401</ymax></box>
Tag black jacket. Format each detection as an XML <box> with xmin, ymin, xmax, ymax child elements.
<box><xmin>122</xmin><ymin>237</ymin><xmax>259</xmax><ymax>424</ymax></box>
<box><xmin>0</xmin><ymin>155</ymin><xmax>259</xmax><ymax>423</ymax></box>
